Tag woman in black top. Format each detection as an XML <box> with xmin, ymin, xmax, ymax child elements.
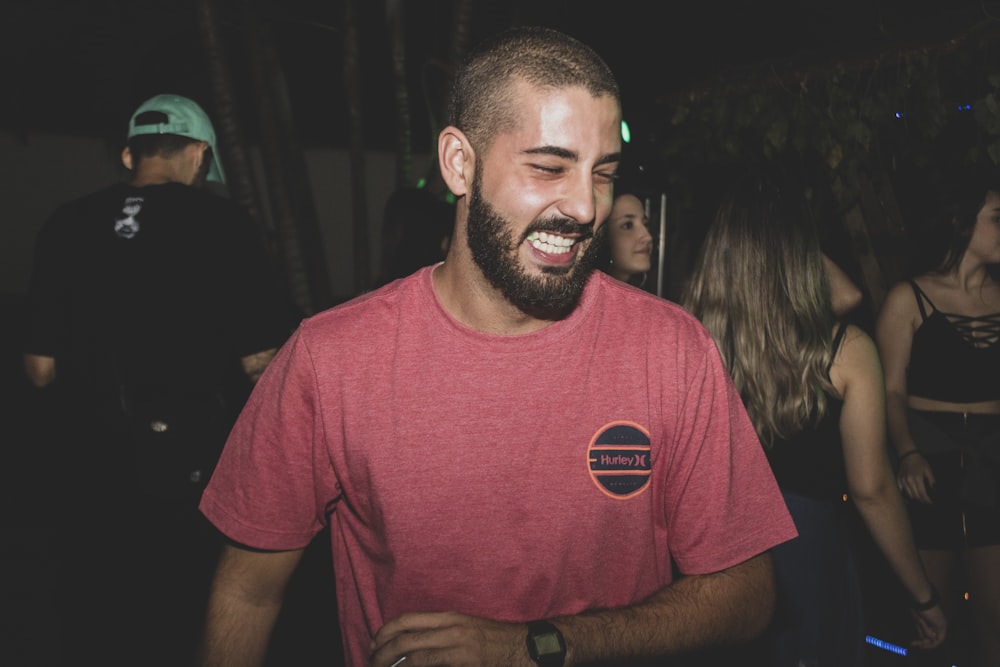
<box><xmin>876</xmin><ymin>169</ymin><xmax>1000</xmax><ymax>667</ymax></box>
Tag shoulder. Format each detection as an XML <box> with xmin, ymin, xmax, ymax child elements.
<box><xmin>46</xmin><ymin>183</ymin><xmax>127</xmax><ymax>217</ymax></box>
<box><xmin>588</xmin><ymin>274</ymin><xmax>724</xmax><ymax>377</ymax></box>
<box><xmin>300</xmin><ymin>268</ymin><xmax>427</xmax><ymax>337</ymax></box>
<box><xmin>882</xmin><ymin>278</ymin><xmax>918</xmax><ymax>304</ymax></box>
<box><xmin>36</xmin><ymin>184</ymin><xmax>128</xmax><ymax>238</ymax></box>
<box><xmin>168</xmin><ymin>183</ymin><xmax>246</xmax><ymax>214</ymax></box>
<box><xmin>877</xmin><ymin>279</ymin><xmax>922</xmax><ymax>323</ymax></box>
<box><xmin>139</xmin><ymin>182</ymin><xmax>243</xmax><ymax>213</ymax></box>
<box><xmin>591</xmin><ymin>271</ymin><xmax>695</xmax><ymax>319</ymax></box>
<box><xmin>830</xmin><ymin>323</ymin><xmax>881</xmax><ymax>390</ymax></box>
<box><xmin>153</xmin><ymin>185</ymin><xmax>258</xmax><ymax>239</ymax></box>
<box><xmin>834</xmin><ymin>323</ymin><xmax>877</xmax><ymax>360</ymax></box>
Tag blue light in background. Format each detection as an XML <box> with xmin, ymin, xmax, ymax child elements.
<box><xmin>893</xmin><ymin>103</ymin><xmax>972</xmax><ymax>119</ymax></box>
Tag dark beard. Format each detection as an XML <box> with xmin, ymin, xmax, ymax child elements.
<box><xmin>466</xmin><ymin>170</ymin><xmax>604</xmax><ymax>320</ymax></box>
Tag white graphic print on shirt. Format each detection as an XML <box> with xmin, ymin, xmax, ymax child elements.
<box><xmin>114</xmin><ymin>196</ymin><xmax>144</xmax><ymax>239</ymax></box>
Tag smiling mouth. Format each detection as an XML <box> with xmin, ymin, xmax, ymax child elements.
<box><xmin>526</xmin><ymin>231</ymin><xmax>576</xmax><ymax>255</ymax></box>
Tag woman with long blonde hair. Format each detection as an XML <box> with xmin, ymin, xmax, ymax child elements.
<box><xmin>684</xmin><ymin>171</ymin><xmax>945</xmax><ymax>666</ymax></box>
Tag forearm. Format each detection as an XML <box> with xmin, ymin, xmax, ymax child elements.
<box><xmin>885</xmin><ymin>392</ymin><xmax>917</xmax><ymax>457</ymax></box>
<box><xmin>852</xmin><ymin>484</ymin><xmax>932</xmax><ymax>604</ymax></box>
<box><xmin>555</xmin><ymin>553</ymin><xmax>775</xmax><ymax>664</ymax></box>
<box><xmin>197</xmin><ymin>589</ymin><xmax>282</xmax><ymax>667</ymax></box>
<box><xmin>197</xmin><ymin>543</ymin><xmax>303</xmax><ymax>667</ymax></box>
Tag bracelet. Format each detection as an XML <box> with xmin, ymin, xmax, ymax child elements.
<box><xmin>910</xmin><ymin>585</ymin><xmax>940</xmax><ymax>612</ymax></box>
<box><xmin>897</xmin><ymin>449</ymin><xmax>923</xmax><ymax>464</ymax></box>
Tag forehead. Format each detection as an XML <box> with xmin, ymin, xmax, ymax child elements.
<box><xmin>612</xmin><ymin>195</ymin><xmax>644</xmax><ymax>214</ymax></box>
<box><xmin>487</xmin><ymin>79</ymin><xmax>621</xmax><ymax>157</ymax></box>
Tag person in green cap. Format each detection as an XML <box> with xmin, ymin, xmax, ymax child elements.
<box><xmin>21</xmin><ymin>93</ymin><xmax>294</xmax><ymax>665</ymax></box>
<box><xmin>120</xmin><ymin>92</ymin><xmax>228</xmax><ymax>187</ymax></box>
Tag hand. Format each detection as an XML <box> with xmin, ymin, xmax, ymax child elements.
<box><xmin>910</xmin><ymin>604</ymin><xmax>947</xmax><ymax>650</ymax></box>
<box><xmin>896</xmin><ymin>453</ymin><xmax>935</xmax><ymax>504</ymax></box>
<box><xmin>369</xmin><ymin>611</ymin><xmax>530</xmax><ymax>667</ymax></box>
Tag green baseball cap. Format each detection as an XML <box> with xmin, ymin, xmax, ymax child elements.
<box><xmin>127</xmin><ymin>94</ymin><xmax>226</xmax><ymax>183</ymax></box>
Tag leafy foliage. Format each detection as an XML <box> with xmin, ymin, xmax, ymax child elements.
<box><xmin>653</xmin><ymin>33</ymin><xmax>1000</xmax><ymax>214</ymax></box>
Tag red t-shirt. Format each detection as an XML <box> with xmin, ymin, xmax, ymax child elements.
<box><xmin>201</xmin><ymin>267</ymin><xmax>796</xmax><ymax>665</ymax></box>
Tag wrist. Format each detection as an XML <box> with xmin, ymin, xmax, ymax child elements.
<box><xmin>910</xmin><ymin>585</ymin><xmax>940</xmax><ymax>612</ymax></box>
<box><xmin>897</xmin><ymin>449</ymin><xmax>923</xmax><ymax>465</ymax></box>
<box><xmin>526</xmin><ymin>620</ymin><xmax>566</xmax><ymax>667</ymax></box>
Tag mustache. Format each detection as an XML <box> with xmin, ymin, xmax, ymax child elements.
<box><xmin>522</xmin><ymin>217</ymin><xmax>595</xmax><ymax>241</ymax></box>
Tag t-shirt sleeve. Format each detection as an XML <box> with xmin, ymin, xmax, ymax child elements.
<box><xmin>661</xmin><ymin>338</ymin><xmax>797</xmax><ymax>575</ymax></box>
<box><xmin>23</xmin><ymin>209</ymin><xmax>72</xmax><ymax>357</ymax></box>
<box><xmin>200</xmin><ymin>327</ymin><xmax>339</xmax><ymax>549</ymax></box>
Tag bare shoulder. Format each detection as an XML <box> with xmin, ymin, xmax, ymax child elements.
<box><xmin>881</xmin><ymin>279</ymin><xmax>919</xmax><ymax>311</ymax></box>
<box><xmin>834</xmin><ymin>324</ymin><xmax>878</xmax><ymax>363</ymax></box>
<box><xmin>830</xmin><ymin>323</ymin><xmax>881</xmax><ymax>393</ymax></box>
<box><xmin>876</xmin><ymin>279</ymin><xmax>922</xmax><ymax>329</ymax></box>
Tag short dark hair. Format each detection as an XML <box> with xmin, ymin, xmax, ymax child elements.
<box><xmin>446</xmin><ymin>26</ymin><xmax>620</xmax><ymax>153</ymax></box>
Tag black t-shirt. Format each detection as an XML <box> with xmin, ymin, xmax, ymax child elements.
<box><xmin>24</xmin><ymin>181</ymin><xmax>294</xmax><ymax>401</ymax></box>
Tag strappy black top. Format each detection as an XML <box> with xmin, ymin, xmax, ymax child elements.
<box><xmin>906</xmin><ymin>280</ymin><xmax>1000</xmax><ymax>402</ymax></box>
<box><xmin>766</xmin><ymin>322</ymin><xmax>849</xmax><ymax>502</ymax></box>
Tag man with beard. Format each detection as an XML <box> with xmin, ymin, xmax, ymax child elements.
<box><xmin>197</xmin><ymin>27</ymin><xmax>797</xmax><ymax>667</ymax></box>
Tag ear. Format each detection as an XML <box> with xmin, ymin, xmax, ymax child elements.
<box><xmin>189</xmin><ymin>141</ymin><xmax>209</xmax><ymax>167</ymax></box>
<box><xmin>438</xmin><ymin>126</ymin><xmax>474</xmax><ymax>198</ymax></box>
<box><xmin>121</xmin><ymin>146</ymin><xmax>134</xmax><ymax>171</ymax></box>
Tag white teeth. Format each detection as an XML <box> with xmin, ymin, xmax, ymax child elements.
<box><xmin>527</xmin><ymin>231</ymin><xmax>574</xmax><ymax>255</ymax></box>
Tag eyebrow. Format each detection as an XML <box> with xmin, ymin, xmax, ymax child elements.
<box><xmin>522</xmin><ymin>146</ymin><xmax>622</xmax><ymax>167</ymax></box>
<box><xmin>613</xmin><ymin>212</ymin><xmax>648</xmax><ymax>223</ymax></box>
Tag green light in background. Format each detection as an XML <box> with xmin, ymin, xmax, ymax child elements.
<box><xmin>621</xmin><ymin>120</ymin><xmax>631</xmax><ymax>143</ymax></box>
<box><xmin>416</xmin><ymin>178</ymin><xmax>427</xmax><ymax>188</ymax></box>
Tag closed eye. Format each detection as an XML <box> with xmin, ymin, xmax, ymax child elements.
<box><xmin>595</xmin><ymin>170</ymin><xmax>618</xmax><ymax>185</ymax></box>
<box><xmin>530</xmin><ymin>163</ymin><xmax>564</xmax><ymax>175</ymax></box>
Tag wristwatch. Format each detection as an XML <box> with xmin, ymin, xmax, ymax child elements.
<box><xmin>526</xmin><ymin>620</ymin><xmax>566</xmax><ymax>667</ymax></box>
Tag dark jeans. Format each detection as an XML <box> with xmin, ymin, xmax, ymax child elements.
<box><xmin>767</xmin><ymin>491</ymin><xmax>865</xmax><ymax>667</ymax></box>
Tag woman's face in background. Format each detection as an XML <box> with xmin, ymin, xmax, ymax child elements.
<box><xmin>965</xmin><ymin>189</ymin><xmax>1000</xmax><ymax>266</ymax></box>
<box><xmin>606</xmin><ymin>194</ymin><xmax>652</xmax><ymax>281</ymax></box>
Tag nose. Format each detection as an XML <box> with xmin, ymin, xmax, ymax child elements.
<box><xmin>639</xmin><ymin>223</ymin><xmax>652</xmax><ymax>243</ymax></box>
<box><xmin>558</xmin><ymin>172</ymin><xmax>598</xmax><ymax>224</ymax></box>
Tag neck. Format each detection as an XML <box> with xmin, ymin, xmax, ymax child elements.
<box><xmin>955</xmin><ymin>255</ymin><xmax>992</xmax><ymax>291</ymax></box>
<box><xmin>128</xmin><ymin>157</ymin><xmax>194</xmax><ymax>188</ymax></box>
<box><xmin>431</xmin><ymin>254</ymin><xmax>554</xmax><ymax>336</ymax></box>
<box><xmin>129</xmin><ymin>173</ymin><xmax>172</xmax><ymax>187</ymax></box>
<box><xmin>609</xmin><ymin>267</ymin><xmax>632</xmax><ymax>283</ymax></box>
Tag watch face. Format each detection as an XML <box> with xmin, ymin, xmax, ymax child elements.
<box><xmin>533</xmin><ymin>631</ymin><xmax>563</xmax><ymax>655</ymax></box>
<box><xmin>527</xmin><ymin>621</ymin><xmax>566</xmax><ymax>667</ymax></box>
